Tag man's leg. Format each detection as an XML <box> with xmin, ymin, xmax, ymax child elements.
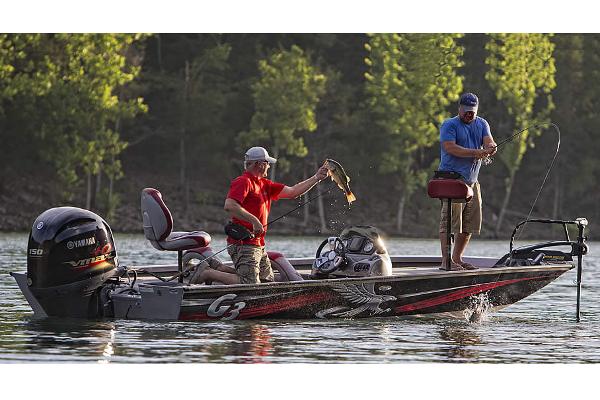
<box><xmin>191</xmin><ymin>245</ymin><xmax>261</xmax><ymax>284</ymax></box>
<box><xmin>196</xmin><ymin>268</ymin><xmax>240</xmax><ymax>285</ymax></box>
<box><xmin>229</xmin><ymin>245</ymin><xmax>262</xmax><ymax>284</ymax></box>
<box><xmin>452</xmin><ymin>232</ymin><xmax>472</xmax><ymax>264</ymax></box>
<box><xmin>439</xmin><ymin>201</ymin><xmax>464</xmax><ymax>270</ymax></box>
<box><xmin>258</xmin><ymin>248</ymin><xmax>274</xmax><ymax>282</ymax></box>
<box><xmin>452</xmin><ymin>183</ymin><xmax>481</xmax><ymax>269</ymax></box>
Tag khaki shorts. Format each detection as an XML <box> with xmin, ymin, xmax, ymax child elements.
<box><xmin>439</xmin><ymin>182</ymin><xmax>482</xmax><ymax>234</ymax></box>
<box><xmin>227</xmin><ymin>244</ymin><xmax>274</xmax><ymax>284</ymax></box>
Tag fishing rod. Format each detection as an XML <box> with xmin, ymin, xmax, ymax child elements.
<box><xmin>482</xmin><ymin>122</ymin><xmax>558</xmax><ymax>165</ymax></box>
<box><xmin>143</xmin><ymin>189</ymin><xmax>331</xmax><ymax>282</ymax></box>
<box><xmin>265</xmin><ymin>189</ymin><xmax>331</xmax><ymax>229</ymax></box>
<box><xmin>495</xmin><ymin>122</ymin><xmax>557</xmax><ymax>148</ymax></box>
<box><xmin>487</xmin><ymin>122</ymin><xmax>562</xmax><ymax>243</ymax></box>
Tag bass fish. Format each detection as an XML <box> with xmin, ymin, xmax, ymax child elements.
<box><xmin>324</xmin><ymin>159</ymin><xmax>356</xmax><ymax>204</ymax></box>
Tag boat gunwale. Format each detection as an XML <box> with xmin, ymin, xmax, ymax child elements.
<box><xmin>170</xmin><ymin>263</ymin><xmax>574</xmax><ymax>293</ymax></box>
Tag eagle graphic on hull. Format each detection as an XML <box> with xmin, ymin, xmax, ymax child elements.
<box><xmin>316</xmin><ymin>283</ymin><xmax>397</xmax><ymax>318</ymax></box>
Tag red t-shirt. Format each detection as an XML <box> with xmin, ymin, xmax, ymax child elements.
<box><xmin>226</xmin><ymin>171</ymin><xmax>285</xmax><ymax>246</ymax></box>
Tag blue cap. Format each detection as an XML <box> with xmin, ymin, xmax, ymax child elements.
<box><xmin>459</xmin><ymin>93</ymin><xmax>479</xmax><ymax>111</ymax></box>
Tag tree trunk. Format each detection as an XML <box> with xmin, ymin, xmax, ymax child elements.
<box><xmin>179</xmin><ymin>136</ymin><xmax>186</xmax><ymax>189</ymax></box>
<box><xmin>156</xmin><ymin>33</ymin><xmax>163</xmax><ymax>72</ymax></box>
<box><xmin>179</xmin><ymin>60</ymin><xmax>190</xmax><ymax>192</ymax></box>
<box><xmin>317</xmin><ymin>183</ymin><xmax>328</xmax><ymax>233</ymax></box>
<box><xmin>107</xmin><ymin>117</ymin><xmax>121</xmax><ymax>221</ymax></box>
<box><xmin>85</xmin><ymin>170</ymin><xmax>92</xmax><ymax>210</ymax></box>
<box><xmin>552</xmin><ymin>171</ymin><xmax>561</xmax><ymax>220</ymax></box>
<box><xmin>108</xmin><ymin>173</ymin><xmax>115</xmax><ymax>220</ymax></box>
<box><xmin>95</xmin><ymin>167</ymin><xmax>102</xmax><ymax>211</ymax></box>
<box><xmin>302</xmin><ymin>162</ymin><xmax>310</xmax><ymax>227</ymax></box>
<box><xmin>270</xmin><ymin>148</ymin><xmax>279</xmax><ymax>182</ymax></box>
<box><xmin>184</xmin><ymin>178</ymin><xmax>190</xmax><ymax>220</ymax></box>
<box><xmin>495</xmin><ymin>172</ymin><xmax>516</xmax><ymax>237</ymax></box>
<box><xmin>396</xmin><ymin>191</ymin><xmax>407</xmax><ymax>233</ymax></box>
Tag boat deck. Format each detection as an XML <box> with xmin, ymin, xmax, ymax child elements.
<box><xmin>128</xmin><ymin>255</ymin><xmax>573</xmax><ymax>286</ymax></box>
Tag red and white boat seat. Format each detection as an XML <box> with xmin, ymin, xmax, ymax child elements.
<box><xmin>427</xmin><ymin>179</ymin><xmax>473</xmax><ymax>203</ymax></box>
<box><xmin>141</xmin><ymin>188</ymin><xmax>211</xmax><ymax>251</ymax></box>
<box><xmin>268</xmin><ymin>251</ymin><xmax>304</xmax><ymax>281</ymax></box>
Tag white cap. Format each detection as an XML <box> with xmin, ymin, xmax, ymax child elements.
<box><xmin>244</xmin><ymin>146</ymin><xmax>277</xmax><ymax>163</ymax></box>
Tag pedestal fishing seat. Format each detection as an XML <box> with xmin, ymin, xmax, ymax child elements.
<box><xmin>141</xmin><ymin>188</ymin><xmax>211</xmax><ymax>282</ymax></box>
<box><xmin>427</xmin><ymin>178</ymin><xmax>473</xmax><ymax>271</ymax></box>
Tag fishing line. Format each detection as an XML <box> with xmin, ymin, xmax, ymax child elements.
<box><xmin>487</xmin><ymin>122</ymin><xmax>561</xmax><ymax>242</ymax></box>
<box><xmin>265</xmin><ymin>189</ymin><xmax>331</xmax><ymax>228</ymax></box>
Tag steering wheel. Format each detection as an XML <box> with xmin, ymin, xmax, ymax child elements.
<box><xmin>314</xmin><ymin>237</ymin><xmax>346</xmax><ymax>273</ymax></box>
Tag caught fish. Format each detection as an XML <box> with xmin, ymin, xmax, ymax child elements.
<box><xmin>324</xmin><ymin>159</ymin><xmax>356</xmax><ymax>204</ymax></box>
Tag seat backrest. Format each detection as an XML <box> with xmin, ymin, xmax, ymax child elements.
<box><xmin>141</xmin><ymin>188</ymin><xmax>173</xmax><ymax>247</ymax></box>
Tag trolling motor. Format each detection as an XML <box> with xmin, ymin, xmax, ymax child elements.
<box><xmin>494</xmin><ymin>218</ymin><xmax>588</xmax><ymax>322</ymax></box>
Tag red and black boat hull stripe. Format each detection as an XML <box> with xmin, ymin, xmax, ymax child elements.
<box><xmin>178</xmin><ymin>269</ymin><xmax>566</xmax><ymax>320</ymax></box>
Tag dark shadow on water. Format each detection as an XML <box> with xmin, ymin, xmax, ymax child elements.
<box><xmin>438</xmin><ymin>323</ymin><xmax>482</xmax><ymax>362</ymax></box>
<box><xmin>14</xmin><ymin>317</ymin><xmax>116</xmax><ymax>359</ymax></box>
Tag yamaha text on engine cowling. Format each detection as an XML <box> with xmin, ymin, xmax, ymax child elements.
<box><xmin>27</xmin><ymin>207</ymin><xmax>119</xmax><ymax>318</ymax></box>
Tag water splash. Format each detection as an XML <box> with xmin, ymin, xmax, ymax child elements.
<box><xmin>464</xmin><ymin>292</ymin><xmax>492</xmax><ymax>323</ymax></box>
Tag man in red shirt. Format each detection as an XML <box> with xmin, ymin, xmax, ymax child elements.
<box><xmin>193</xmin><ymin>146</ymin><xmax>329</xmax><ymax>285</ymax></box>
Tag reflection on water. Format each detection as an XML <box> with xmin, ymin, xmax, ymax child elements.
<box><xmin>225</xmin><ymin>323</ymin><xmax>274</xmax><ymax>363</ymax></box>
<box><xmin>1</xmin><ymin>233</ymin><xmax>600</xmax><ymax>363</ymax></box>
<box><xmin>439</xmin><ymin>324</ymin><xmax>482</xmax><ymax>361</ymax></box>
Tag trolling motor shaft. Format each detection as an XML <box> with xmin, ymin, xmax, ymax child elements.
<box><xmin>505</xmin><ymin>217</ymin><xmax>588</xmax><ymax>322</ymax></box>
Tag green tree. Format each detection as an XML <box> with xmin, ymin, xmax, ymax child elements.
<box><xmin>485</xmin><ymin>33</ymin><xmax>556</xmax><ymax>235</ymax></box>
<box><xmin>1</xmin><ymin>34</ymin><xmax>147</xmax><ymax>215</ymax></box>
<box><xmin>0</xmin><ymin>35</ymin><xmax>44</xmax><ymax>107</ymax></box>
<box><xmin>238</xmin><ymin>45</ymin><xmax>327</xmax><ymax>181</ymax></box>
<box><xmin>364</xmin><ymin>33</ymin><xmax>464</xmax><ymax>231</ymax></box>
<box><xmin>175</xmin><ymin>44</ymin><xmax>232</xmax><ymax>214</ymax></box>
<box><xmin>547</xmin><ymin>34</ymin><xmax>600</xmax><ymax>224</ymax></box>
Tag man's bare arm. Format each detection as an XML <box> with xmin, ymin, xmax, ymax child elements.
<box><xmin>224</xmin><ymin>198</ymin><xmax>264</xmax><ymax>235</ymax></box>
<box><xmin>443</xmin><ymin>141</ymin><xmax>495</xmax><ymax>160</ymax></box>
<box><xmin>279</xmin><ymin>165</ymin><xmax>329</xmax><ymax>199</ymax></box>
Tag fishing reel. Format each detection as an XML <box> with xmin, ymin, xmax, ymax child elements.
<box><xmin>482</xmin><ymin>155</ymin><xmax>494</xmax><ymax>166</ymax></box>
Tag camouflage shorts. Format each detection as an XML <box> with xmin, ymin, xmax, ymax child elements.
<box><xmin>439</xmin><ymin>182</ymin><xmax>482</xmax><ymax>234</ymax></box>
<box><xmin>227</xmin><ymin>244</ymin><xmax>274</xmax><ymax>284</ymax></box>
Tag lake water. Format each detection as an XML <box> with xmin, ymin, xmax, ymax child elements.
<box><xmin>1</xmin><ymin>232</ymin><xmax>599</xmax><ymax>364</ymax></box>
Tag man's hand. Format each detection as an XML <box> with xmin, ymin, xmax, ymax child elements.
<box><xmin>315</xmin><ymin>165</ymin><xmax>329</xmax><ymax>182</ymax></box>
<box><xmin>474</xmin><ymin>148</ymin><xmax>495</xmax><ymax>159</ymax></box>
<box><xmin>251</xmin><ymin>219</ymin><xmax>265</xmax><ymax>236</ymax></box>
<box><xmin>485</xmin><ymin>143</ymin><xmax>498</xmax><ymax>157</ymax></box>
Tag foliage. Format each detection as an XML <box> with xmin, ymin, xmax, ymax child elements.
<box><xmin>0</xmin><ymin>34</ymin><xmax>147</xmax><ymax>201</ymax></box>
<box><xmin>364</xmin><ymin>33</ymin><xmax>464</xmax><ymax>228</ymax></box>
<box><xmin>485</xmin><ymin>34</ymin><xmax>556</xmax><ymax>233</ymax></box>
<box><xmin>2</xmin><ymin>33</ymin><xmax>600</xmax><ymax>237</ymax></box>
<box><xmin>238</xmin><ymin>45</ymin><xmax>327</xmax><ymax>178</ymax></box>
<box><xmin>485</xmin><ymin>33</ymin><xmax>556</xmax><ymax>170</ymax></box>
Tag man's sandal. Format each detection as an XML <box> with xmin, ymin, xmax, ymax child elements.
<box><xmin>454</xmin><ymin>261</ymin><xmax>478</xmax><ymax>270</ymax></box>
<box><xmin>439</xmin><ymin>262</ymin><xmax>465</xmax><ymax>271</ymax></box>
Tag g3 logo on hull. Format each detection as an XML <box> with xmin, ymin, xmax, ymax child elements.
<box><xmin>207</xmin><ymin>294</ymin><xmax>246</xmax><ymax>320</ymax></box>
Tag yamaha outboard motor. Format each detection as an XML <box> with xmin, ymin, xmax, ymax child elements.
<box><xmin>311</xmin><ymin>225</ymin><xmax>392</xmax><ymax>279</ymax></box>
<box><xmin>27</xmin><ymin>207</ymin><xmax>119</xmax><ymax>318</ymax></box>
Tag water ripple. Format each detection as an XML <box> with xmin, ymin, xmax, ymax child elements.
<box><xmin>1</xmin><ymin>233</ymin><xmax>598</xmax><ymax>363</ymax></box>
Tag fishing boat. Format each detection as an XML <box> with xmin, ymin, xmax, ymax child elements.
<box><xmin>11</xmin><ymin>185</ymin><xmax>589</xmax><ymax>322</ymax></box>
